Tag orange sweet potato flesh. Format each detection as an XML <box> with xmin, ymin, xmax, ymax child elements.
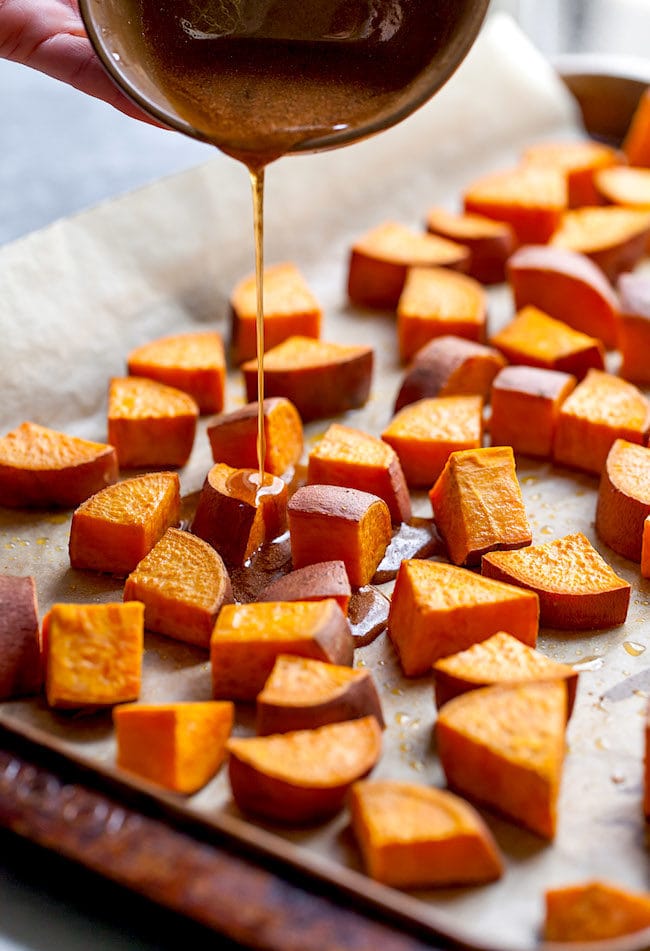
<box><xmin>436</xmin><ymin>681</ymin><xmax>567</xmax><ymax>839</ymax></box>
<box><xmin>382</xmin><ymin>395</ymin><xmax>483</xmax><ymax>488</ymax></box>
<box><xmin>108</xmin><ymin>376</ymin><xmax>199</xmax><ymax>469</ymax></box>
<box><xmin>69</xmin><ymin>471</ymin><xmax>180</xmax><ymax>576</ymax></box>
<box><xmin>114</xmin><ymin>701</ymin><xmax>234</xmax><ymax>794</ymax></box>
<box><xmin>0</xmin><ymin>574</ymin><xmax>42</xmax><ymax>700</ymax></box>
<box><xmin>242</xmin><ymin>335</ymin><xmax>373</xmax><ymax>423</ymax></box>
<box><xmin>596</xmin><ymin>438</ymin><xmax>650</xmax><ymax>562</ymax></box>
<box><xmin>0</xmin><ymin>421</ymin><xmax>118</xmax><ymax>509</ymax></box>
<box><xmin>307</xmin><ymin>423</ymin><xmax>411</xmax><ymax>525</ymax></box>
<box><xmin>432</xmin><ymin>631</ymin><xmax>578</xmax><ymax>716</ymax></box>
<box><xmin>259</xmin><ymin>560</ymin><xmax>351</xmax><ymax>615</ymax></box>
<box><xmin>463</xmin><ymin>165</ymin><xmax>567</xmax><ymax>245</ymax></box>
<box><xmin>522</xmin><ymin>139</ymin><xmax>621</xmax><ymax>207</ymax></box>
<box><xmin>347</xmin><ymin>221</ymin><xmax>469</xmax><ymax>310</ymax></box>
<box><xmin>595</xmin><ymin>165</ymin><xmax>650</xmax><ymax>209</ymax></box>
<box><xmin>230</xmin><ymin>262</ymin><xmax>322</xmax><ymax>364</ymax></box>
<box><xmin>623</xmin><ymin>88</ymin><xmax>650</xmax><ymax>167</ymax></box>
<box><xmin>191</xmin><ymin>463</ymin><xmax>287</xmax><ymax>568</ymax></box>
<box><xmin>387</xmin><ymin>559</ymin><xmax>539</xmax><ymax>677</ymax></box>
<box><xmin>207</xmin><ymin>397</ymin><xmax>303</xmax><ymax>476</ymax></box>
<box><xmin>211</xmin><ymin>598</ymin><xmax>353</xmax><ymax>700</ymax></box>
<box><xmin>256</xmin><ymin>654</ymin><xmax>384</xmax><ymax>734</ymax></box>
<box><xmin>123</xmin><ymin>527</ymin><xmax>233</xmax><ymax>648</ymax></box>
<box><xmin>489</xmin><ymin>365</ymin><xmax>576</xmax><ymax>460</ymax></box>
<box><xmin>426</xmin><ymin>206</ymin><xmax>514</xmax><ymax>284</ymax></box>
<box><xmin>617</xmin><ymin>272</ymin><xmax>650</xmax><ymax>386</ymax></box>
<box><xmin>554</xmin><ymin>370</ymin><xmax>650</xmax><ymax>476</ymax></box>
<box><xmin>43</xmin><ymin>601</ymin><xmax>143</xmax><ymax>709</ymax></box>
<box><xmin>544</xmin><ymin>881</ymin><xmax>650</xmax><ymax>942</ymax></box>
<box><xmin>550</xmin><ymin>206</ymin><xmax>650</xmax><ymax>283</ymax></box>
<box><xmin>227</xmin><ymin>716</ymin><xmax>382</xmax><ymax>823</ymax></box>
<box><xmin>482</xmin><ymin>532</ymin><xmax>630</xmax><ymax>630</ymax></box>
<box><xmin>126</xmin><ymin>331</ymin><xmax>226</xmax><ymax>414</ymax></box>
<box><xmin>429</xmin><ymin>446</ymin><xmax>532</xmax><ymax>567</ymax></box>
<box><xmin>349</xmin><ymin>780</ymin><xmax>503</xmax><ymax>888</ymax></box>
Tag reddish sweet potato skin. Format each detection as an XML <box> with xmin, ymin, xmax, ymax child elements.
<box><xmin>0</xmin><ymin>575</ymin><xmax>41</xmax><ymax>699</ymax></box>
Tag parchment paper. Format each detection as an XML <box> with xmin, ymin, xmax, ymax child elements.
<box><xmin>1</xmin><ymin>13</ymin><xmax>649</xmax><ymax>950</ymax></box>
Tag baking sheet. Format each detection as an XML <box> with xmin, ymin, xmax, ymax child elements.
<box><xmin>0</xmin><ymin>13</ymin><xmax>649</xmax><ymax>950</ymax></box>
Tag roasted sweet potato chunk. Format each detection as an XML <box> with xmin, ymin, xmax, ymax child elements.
<box><xmin>489</xmin><ymin>366</ymin><xmax>576</xmax><ymax>459</ymax></box>
<box><xmin>349</xmin><ymin>780</ymin><xmax>503</xmax><ymax>888</ymax></box>
<box><xmin>617</xmin><ymin>272</ymin><xmax>650</xmax><ymax>385</ymax></box>
<box><xmin>550</xmin><ymin>206</ymin><xmax>650</xmax><ymax>282</ymax></box>
<box><xmin>126</xmin><ymin>331</ymin><xmax>226</xmax><ymax>414</ymax></box>
<box><xmin>596</xmin><ymin>439</ymin><xmax>650</xmax><ymax>562</ymax></box>
<box><xmin>436</xmin><ymin>681</ymin><xmax>567</xmax><ymax>839</ymax></box>
<box><xmin>0</xmin><ymin>575</ymin><xmax>41</xmax><ymax>700</ymax></box>
<box><xmin>544</xmin><ymin>881</ymin><xmax>650</xmax><ymax>942</ymax></box>
<box><xmin>259</xmin><ymin>561</ymin><xmax>351</xmax><ymax>615</ymax></box>
<box><xmin>227</xmin><ymin>716</ymin><xmax>382</xmax><ymax>823</ymax></box>
<box><xmin>522</xmin><ymin>139</ymin><xmax>621</xmax><ymax>207</ymax></box>
<box><xmin>69</xmin><ymin>471</ymin><xmax>180</xmax><ymax>576</ymax></box>
<box><xmin>207</xmin><ymin>397</ymin><xmax>303</xmax><ymax>475</ymax></box>
<box><xmin>463</xmin><ymin>165</ymin><xmax>567</xmax><ymax>245</ymax></box>
<box><xmin>595</xmin><ymin>165</ymin><xmax>650</xmax><ymax>209</ymax></box>
<box><xmin>426</xmin><ymin>206</ymin><xmax>514</xmax><ymax>284</ymax></box>
<box><xmin>0</xmin><ymin>421</ymin><xmax>118</xmax><ymax>509</ymax></box>
<box><xmin>623</xmin><ymin>88</ymin><xmax>650</xmax><ymax>167</ymax></box>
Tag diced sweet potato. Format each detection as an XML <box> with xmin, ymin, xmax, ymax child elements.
<box><xmin>227</xmin><ymin>716</ymin><xmax>382</xmax><ymax>823</ymax></box>
<box><xmin>0</xmin><ymin>575</ymin><xmax>41</xmax><ymax>699</ymax></box>
<box><xmin>382</xmin><ymin>396</ymin><xmax>483</xmax><ymax>488</ymax></box>
<box><xmin>191</xmin><ymin>463</ymin><xmax>287</xmax><ymax>568</ymax></box>
<box><xmin>595</xmin><ymin>165</ymin><xmax>650</xmax><ymax>209</ymax></box>
<box><xmin>623</xmin><ymin>88</ymin><xmax>650</xmax><ymax>167</ymax></box>
<box><xmin>230</xmin><ymin>262</ymin><xmax>322</xmax><ymax>364</ymax></box>
<box><xmin>522</xmin><ymin>139</ymin><xmax>621</xmax><ymax>207</ymax></box>
<box><xmin>259</xmin><ymin>561</ymin><xmax>351</xmax><ymax>615</ymax></box>
<box><xmin>0</xmin><ymin>421</ymin><xmax>118</xmax><ymax>509</ymax></box>
<box><xmin>426</xmin><ymin>206</ymin><xmax>514</xmax><ymax>284</ymax></box>
<box><xmin>241</xmin><ymin>336</ymin><xmax>373</xmax><ymax>422</ymax></box>
<box><xmin>489</xmin><ymin>366</ymin><xmax>576</xmax><ymax>460</ymax></box>
<box><xmin>463</xmin><ymin>165</ymin><xmax>567</xmax><ymax>245</ymax></box>
<box><xmin>643</xmin><ymin>517</ymin><xmax>650</xmax><ymax>580</ymax></box>
<box><xmin>394</xmin><ymin>335</ymin><xmax>505</xmax><ymax>412</ymax></box>
<box><xmin>207</xmin><ymin>397</ymin><xmax>303</xmax><ymax>476</ymax></box>
<box><xmin>550</xmin><ymin>206</ymin><xmax>650</xmax><ymax>282</ymax></box>
<box><xmin>553</xmin><ymin>370</ymin><xmax>650</xmax><ymax>476</ymax></box>
<box><xmin>507</xmin><ymin>245</ymin><xmax>620</xmax><ymax>349</ymax></box>
<box><xmin>256</xmin><ymin>654</ymin><xmax>383</xmax><ymax>734</ymax></box>
<box><xmin>397</xmin><ymin>267</ymin><xmax>487</xmax><ymax>363</ymax></box>
<box><xmin>544</xmin><ymin>881</ymin><xmax>650</xmax><ymax>942</ymax></box>
<box><xmin>123</xmin><ymin>527</ymin><xmax>232</xmax><ymax>648</ymax></box>
<box><xmin>43</xmin><ymin>601</ymin><xmax>143</xmax><ymax>709</ymax></box>
<box><xmin>349</xmin><ymin>780</ymin><xmax>503</xmax><ymax>888</ymax></box>
<box><xmin>347</xmin><ymin>221</ymin><xmax>469</xmax><ymax>310</ymax></box>
<box><xmin>617</xmin><ymin>272</ymin><xmax>650</xmax><ymax>385</ymax></box>
<box><xmin>436</xmin><ymin>681</ymin><xmax>567</xmax><ymax>839</ymax></box>
<box><xmin>490</xmin><ymin>306</ymin><xmax>605</xmax><ymax>379</ymax></box>
<box><xmin>211</xmin><ymin>599</ymin><xmax>353</xmax><ymax>700</ymax></box>
<box><xmin>126</xmin><ymin>331</ymin><xmax>226</xmax><ymax>414</ymax></box>
<box><xmin>387</xmin><ymin>559</ymin><xmax>538</xmax><ymax>676</ymax></box>
<box><xmin>596</xmin><ymin>438</ymin><xmax>650</xmax><ymax>562</ymax></box>
<box><xmin>482</xmin><ymin>532</ymin><xmax>630</xmax><ymax>630</ymax></box>
<box><xmin>287</xmin><ymin>484</ymin><xmax>392</xmax><ymax>588</ymax></box>
<box><xmin>108</xmin><ymin>376</ymin><xmax>199</xmax><ymax>469</ymax></box>
<box><xmin>114</xmin><ymin>701</ymin><xmax>234</xmax><ymax>794</ymax></box>
<box><xmin>307</xmin><ymin>423</ymin><xmax>411</xmax><ymax>525</ymax></box>
<box><xmin>429</xmin><ymin>446</ymin><xmax>532</xmax><ymax>567</ymax></box>
<box><xmin>69</xmin><ymin>471</ymin><xmax>180</xmax><ymax>576</ymax></box>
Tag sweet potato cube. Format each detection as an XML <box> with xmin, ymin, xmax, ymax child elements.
<box><xmin>617</xmin><ymin>272</ymin><xmax>650</xmax><ymax>385</ymax></box>
<box><xmin>0</xmin><ymin>575</ymin><xmax>41</xmax><ymax>699</ymax></box>
<box><xmin>429</xmin><ymin>446</ymin><xmax>532</xmax><ymax>567</ymax></box>
<box><xmin>211</xmin><ymin>599</ymin><xmax>353</xmax><ymax>700</ymax></box>
<box><xmin>114</xmin><ymin>701</ymin><xmax>233</xmax><ymax>794</ymax></box>
<box><xmin>482</xmin><ymin>532</ymin><xmax>630</xmax><ymax>630</ymax></box>
<box><xmin>544</xmin><ymin>881</ymin><xmax>650</xmax><ymax>942</ymax></box>
<box><xmin>394</xmin><ymin>335</ymin><xmax>505</xmax><ymax>412</ymax></box>
<box><xmin>123</xmin><ymin>527</ymin><xmax>232</xmax><ymax>648</ymax></box>
<box><xmin>191</xmin><ymin>463</ymin><xmax>287</xmax><ymax>567</ymax></box>
<box><xmin>227</xmin><ymin>716</ymin><xmax>382</xmax><ymax>823</ymax></box>
<box><xmin>108</xmin><ymin>376</ymin><xmax>199</xmax><ymax>469</ymax></box>
<box><xmin>0</xmin><ymin>421</ymin><xmax>118</xmax><ymax>509</ymax></box>
<box><xmin>242</xmin><ymin>336</ymin><xmax>373</xmax><ymax>423</ymax></box>
<box><xmin>387</xmin><ymin>560</ymin><xmax>539</xmax><ymax>676</ymax></box>
<box><xmin>623</xmin><ymin>88</ymin><xmax>650</xmax><ymax>167</ymax></box>
<box><xmin>307</xmin><ymin>423</ymin><xmax>411</xmax><ymax>525</ymax></box>
<box><xmin>596</xmin><ymin>439</ymin><xmax>650</xmax><ymax>562</ymax></box>
<box><xmin>207</xmin><ymin>397</ymin><xmax>303</xmax><ymax>475</ymax></box>
<box><xmin>259</xmin><ymin>561</ymin><xmax>351</xmax><ymax>615</ymax></box>
<box><xmin>550</xmin><ymin>206</ymin><xmax>650</xmax><ymax>282</ymax></box>
<box><xmin>287</xmin><ymin>484</ymin><xmax>392</xmax><ymax>588</ymax></box>
<box><xmin>44</xmin><ymin>602</ymin><xmax>143</xmax><ymax>709</ymax></box>
<box><xmin>463</xmin><ymin>165</ymin><xmax>567</xmax><ymax>245</ymax></box>
<box><xmin>349</xmin><ymin>780</ymin><xmax>503</xmax><ymax>888</ymax></box>
<box><xmin>643</xmin><ymin>517</ymin><xmax>650</xmax><ymax>579</ymax></box>
<box><xmin>426</xmin><ymin>206</ymin><xmax>514</xmax><ymax>284</ymax></box>
<box><xmin>490</xmin><ymin>306</ymin><xmax>605</xmax><ymax>379</ymax></box>
<box><xmin>489</xmin><ymin>366</ymin><xmax>577</xmax><ymax>459</ymax></box>
<box><xmin>230</xmin><ymin>262</ymin><xmax>322</xmax><ymax>364</ymax></box>
<box><xmin>595</xmin><ymin>165</ymin><xmax>650</xmax><ymax>209</ymax></box>
<box><xmin>126</xmin><ymin>331</ymin><xmax>226</xmax><ymax>414</ymax></box>
<box><xmin>382</xmin><ymin>396</ymin><xmax>483</xmax><ymax>488</ymax></box>
<box><xmin>397</xmin><ymin>267</ymin><xmax>487</xmax><ymax>363</ymax></box>
<box><xmin>256</xmin><ymin>654</ymin><xmax>383</xmax><ymax>734</ymax></box>
<box><xmin>507</xmin><ymin>245</ymin><xmax>620</xmax><ymax>349</ymax></box>
<box><xmin>347</xmin><ymin>221</ymin><xmax>469</xmax><ymax>310</ymax></box>
<box><xmin>436</xmin><ymin>681</ymin><xmax>567</xmax><ymax>839</ymax></box>
<box><xmin>69</xmin><ymin>471</ymin><xmax>180</xmax><ymax>576</ymax></box>
<box><xmin>522</xmin><ymin>139</ymin><xmax>621</xmax><ymax>207</ymax></box>
<box><xmin>554</xmin><ymin>370</ymin><xmax>650</xmax><ymax>476</ymax></box>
